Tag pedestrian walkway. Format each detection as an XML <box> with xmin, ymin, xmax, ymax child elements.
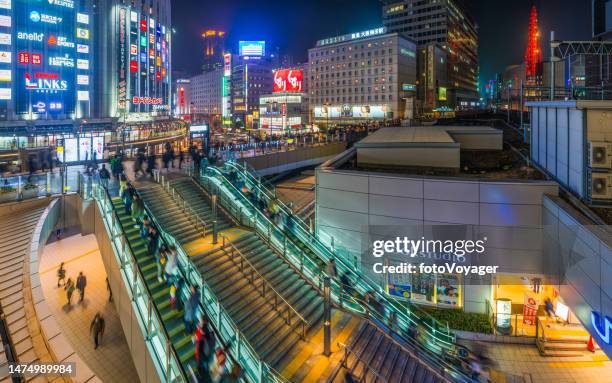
<box><xmin>461</xmin><ymin>340</ymin><xmax>612</xmax><ymax>383</ymax></box>
<box><xmin>39</xmin><ymin>233</ymin><xmax>139</xmax><ymax>383</ymax></box>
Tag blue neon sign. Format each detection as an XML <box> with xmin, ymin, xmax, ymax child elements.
<box><xmin>592</xmin><ymin>311</ymin><xmax>612</xmax><ymax>344</ymax></box>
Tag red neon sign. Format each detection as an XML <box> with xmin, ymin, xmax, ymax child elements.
<box><xmin>35</xmin><ymin>73</ymin><xmax>59</xmax><ymax>79</ymax></box>
<box><xmin>130</xmin><ymin>60</ymin><xmax>138</xmax><ymax>72</ymax></box>
<box><xmin>32</xmin><ymin>54</ymin><xmax>42</xmax><ymax>65</ymax></box>
<box><xmin>273</xmin><ymin>69</ymin><xmax>303</xmax><ymax>93</ymax></box>
<box><xmin>18</xmin><ymin>52</ymin><xmax>30</xmax><ymax>64</ymax></box>
<box><xmin>140</xmin><ymin>20</ymin><xmax>147</xmax><ymax>31</ymax></box>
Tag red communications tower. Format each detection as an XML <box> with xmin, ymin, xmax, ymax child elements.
<box><xmin>524</xmin><ymin>5</ymin><xmax>542</xmax><ymax>84</ymax></box>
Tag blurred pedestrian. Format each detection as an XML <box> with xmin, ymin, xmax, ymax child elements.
<box><xmin>90</xmin><ymin>312</ymin><xmax>105</xmax><ymax>349</ymax></box>
<box><xmin>106</xmin><ymin>277</ymin><xmax>112</xmax><ymax>302</ymax></box>
<box><xmin>183</xmin><ymin>286</ymin><xmax>198</xmax><ymax>333</ymax></box>
<box><xmin>99</xmin><ymin>164</ymin><xmax>110</xmax><ymax>189</ymax></box>
<box><xmin>76</xmin><ymin>271</ymin><xmax>87</xmax><ymax>303</ymax></box>
<box><xmin>65</xmin><ymin>278</ymin><xmax>75</xmax><ymax>305</ymax></box>
<box><xmin>57</xmin><ymin>262</ymin><xmax>66</xmax><ymax>287</ymax></box>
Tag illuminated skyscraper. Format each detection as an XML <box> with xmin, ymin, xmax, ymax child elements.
<box><xmin>202</xmin><ymin>30</ymin><xmax>225</xmax><ymax>72</ymax></box>
<box><xmin>94</xmin><ymin>0</ymin><xmax>172</xmax><ymax>118</ymax></box>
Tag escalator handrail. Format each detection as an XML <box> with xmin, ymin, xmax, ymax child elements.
<box><xmin>219</xmin><ymin>233</ymin><xmax>310</xmax><ymax>338</ymax></box>
<box><xmin>95</xmin><ymin>185</ymin><xmax>191</xmax><ymax>382</ymax></box>
<box><xmin>220</xmin><ymin>162</ymin><xmax>453</xmax><ymax>339</ymax></box>
<box><xmin>199</xmin><ymin>168</ymin><xmax>472</xmax><ymax>381</ymax></box>
<box><xmin>337</xmin><ymin>292</ymin><xmax>470</xmax><ymax>382</ymax></box>
<box><xmin>139</xmin><ymin>180</ymin><xmax>288</xmax><ymax>383</ymax></box>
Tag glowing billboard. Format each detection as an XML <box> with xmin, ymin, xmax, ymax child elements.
<box><xmin>239</xmin><ymin>41</ymin><xmax>265</xmax><ymax>57</ymax></box>
<box><xmin>273</xmin><ymin>69</ymin><xmax>303</xmax><ymax>93</ymax></box>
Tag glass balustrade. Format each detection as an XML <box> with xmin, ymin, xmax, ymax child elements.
<box><xmin>198</xmin><ymin>164</ymin><xmax>473</xmax><ymax>382</ymax></box>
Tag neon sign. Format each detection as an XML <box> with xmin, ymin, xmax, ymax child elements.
<box><xmin>25</xmin><ymin>73</ymin><xmax>68</xmax><ymax>91</ymax></box>
<box><xmin>592</xmin><ymin>311</ymin><xmax>612</xmax><ymax>344</ymax></box>
<box><xmin>17</xmin><ymin>32</ymin><xmax>44</xmax><ymax>42</ymax></box>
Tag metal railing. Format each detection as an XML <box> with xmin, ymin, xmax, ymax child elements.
<box><xmin>336</xmin><ymin>341</ymin><xmax>388</xmax><ymax>383</ymax></box>
<box><xmin>145</xmin><ymin>172</ymin><xmax>289</xmax><ymax>383</ymax></box>
<box><xmin>219</xmin><ymin>233</ymin><xmax>308</xmax><ymax>339</ymax></box>
<box><xmin>154</xmin><ymin>171</ymin><xmax>209</xmax><ymax>237</ymax></box>
<box><xmin>197</xmin><ymin>165</ymin><xmax>473</xmax><ymax>382</ymax></box>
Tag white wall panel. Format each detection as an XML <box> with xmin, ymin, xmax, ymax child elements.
<box><xmin>480</xmin><ymin>183</ymin><xmax>556</xmax><ymax>205</ymax></box>
<box><xmin>423</xmin><ymin>199</ymin><xmax>479</xmax><ymax>224</ymax></box>
<box><xmin>556</xmin><ymin>108</ymin><xmax>569</xmax><ymax>185</ymax></box>
<box><xmin>369</xmin><ymin>194</ymin><xmax>423</xmax><ymax>220</ymax></box>
<box><xmin>479</xmin><ymin>204</ymin><xmax>541</xmax><ymax>226</ymax></box>
<box><xmin>317</xmin><ymin>171</ymin><xmax>369</xmax><ymax>193</ymax></box>
<box><xmin>318</xmin><ymin>188</ymin><xmax>369</xmax><ymax>213</ymax></box>
<box><xmin>423</xmin><ymin>179</ymin><xmax>479</xmax><ymax>202</ymax></box>
<box><xmin>369</xmin><ymin>175</ymin><xmax>423</xmax><ymax>199</ymax></box>
<box><xmin>547</xmin><ymin>107</ymin><xmax>557</xmax><ymax>175</ymax></box>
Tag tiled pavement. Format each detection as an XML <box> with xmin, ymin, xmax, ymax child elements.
<box><xmin>474</xmin><ymin>342</ymin><xmax>612</xmax><ymax>383</ymax></box>
<box><xmin>39</xmin><ymin>234</ymin><xmax>140</xmax><ymax>383</ymax></box>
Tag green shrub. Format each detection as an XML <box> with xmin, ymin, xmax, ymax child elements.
<box><xmin>422</xmin><ymin>307</ymin><xmax>494</xmax><ymax>334</ymax></box>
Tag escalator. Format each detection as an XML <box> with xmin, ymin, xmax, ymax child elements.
<box><xmin>198</xmin><ymin>163</ymin><xmax>472</xmax><ymax>382</ymax></box>
<box><xmin>110</xmin><ymin>196</ymin><xmax>197</xmax><ymax>374</ymax></box>
<box><xmin>136</xmin><ymin>178</ymin><xmax>323</xmax><ymax>371</ymax></box>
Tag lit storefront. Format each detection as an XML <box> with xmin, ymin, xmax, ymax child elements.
<box><xmin>259</xmin><ymin>94</ymin><xmax>306</xmax><ymax>135</ymax></box>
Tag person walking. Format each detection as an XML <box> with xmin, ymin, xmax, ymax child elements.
<box><xmin>193</xmin><ymin>314</ymin><xmax>215</xmax><ymax>377</ymax></box>
<box><xmin>90</xmin><ymin>312</ymin><xmax>105</xmax><ymax>349</ymax></box>
<box><xmin>131</xmin><ymin>194</ymin><xmax>144</xmax><ymax>228</ymax></box>
<box><xmin>99</xmin><ymin>164</ymin><xmax>110</xmax><ymax>189</ymax></box>
<box><xmin>106</xmin><ymin>277</ymin><xmax>112</xmax><ymax>302</ymax></box>
<box><xmin>183</xmin><ymin>286</ymin><xmax>198</xmax><ymax>334</ymax></box>
<box><xmin>164</xmin><ymin>245</ymin><xmax>178</xmax><ymax>283</ymax></box>
<box><xmin>65</xmin><ymin>278</ymin><xmax>75</xmax><ymax>305</ymax></box>
<box><xmin>326</xmin><ymin>259</ymin><xmax>337</xmax><ymax>279</ymax></box>
<box><xmin>76</xmin><ymin>271</ymin><xmax>87</xmax><ymax>303</ymax></box>
<box><xmin>57</xmin><ymin>262</ymin><xmax>66</xmax><ymax>287</ymax></box>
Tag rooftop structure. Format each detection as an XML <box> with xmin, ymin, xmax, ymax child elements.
<box><xmin>354</xmin><ymin>126</ymin><xmax>504</xmax><ymax>170</ymax></box>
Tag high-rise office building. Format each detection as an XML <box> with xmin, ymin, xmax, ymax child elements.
<box><xmin>382</xmin><ymin>0</ymin><xmax>479</xmax><ymax>110</ymax></box>
<box><xmin>202</xmin><ymin>29</ymin><xmax>225</xmax><ymax>72</ymax></box>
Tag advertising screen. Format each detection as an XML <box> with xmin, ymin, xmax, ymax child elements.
<box><xmin>63</xmin><ymin>138</ymin><xmax>78</xmax><ymax>162</ymax></box>
<box><xmin>239</xmin><ymin>41</ymin><xmax>265</xmax><ymax>57</ymax></box>
<box><xmin>273</xmin><ymin>69</ymin><xmax>303</xmax><ymax>93</ymax></box>
<box><xmin>13</xmin><ymin>0</ymin><xmax>91</xmax><ymax>116</ymax></box>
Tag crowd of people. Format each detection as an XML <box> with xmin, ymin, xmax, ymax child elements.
<box><xmin>116</xmin><ymin>168</ymin><xmax>241</xmax><ymax>382</ymax></box>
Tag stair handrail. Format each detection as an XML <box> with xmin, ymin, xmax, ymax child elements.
<box><xmin>337</xmin><ymin>292</ymin><xmax>466</xmax><ymax>382</ymax></box>
<box><xmin>198</xmin><ymin>167</ymin><xmax>472</xmax><ymax>382</ymax></box>
<box><xmin>94</xmin><ymin>184</ymin><xmax>190</xmax><ymax>382</ymax></box>
<box><xmin>216</xmin><ymin>163</ymin><xmax>453</xmax><ymax>341</ymax></box>
<box><xmin>135</xmin><ymin>183</ymin><xmax>287</xmax><ymax>383</ymax></box>
<box><xmin>158</xmin><ymin>174</ymin><xmax>209</xmax><ymax>237</ymax></box>
<box><xmin>336</xmin><ymin>341</ymin><xmax>389</xmax><ymax>383</ymax></box>
<box><xmin>219</xmin><ymin>233</ymin><xmax>309</xmax><ymax>339</ymax></box>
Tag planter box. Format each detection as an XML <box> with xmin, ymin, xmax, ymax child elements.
<box><xmin>455</xmin><ymin>330</ymin><xmax>536</xmax><ymax>345</ymax></box>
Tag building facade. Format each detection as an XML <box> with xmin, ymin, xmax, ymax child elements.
<box><xmin>382</xmin><ymin>0</ymin><xmax>479</xmax><ymax>109</ymax></box>
<box><xmin>593</xmin><ymin>0</ymin><xmax>612</xmax><ymax>40</ymax></box>
<box><xmin>94</xmin><ymin>0</ymin><xmax>172</xmax><ymax>120</ymax></box>
<box><xmin>173</xmin><ymin>78</ymin><xmax>191</xmax><ymax>118</ymax></box>
<box><xmin>416</xmin><ymin>43</ymin><xmax>448</xmax><ymax>113</ymax></box>
<box><xmin>308</xmin><ymin>28</ymin><xmax>417</xmax><ymax>126</ymax></box>
<box><xmin>190</xmin><ymin>67</ymin><xmax>223</xmax><ymax>125</ymax></box>
<box><xmin>231</xmin><ymin>57</ymin><xmax>274</xmax><ymax>128</ymax></box>
<box><xmin>0</xmin><ymin>0</ymin><xmax>95</xmax><ymax>121</ymax></box>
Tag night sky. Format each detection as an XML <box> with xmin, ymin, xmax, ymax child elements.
<box><xmin>172</xmin><ymin>0</ymin><xmax>591</xmax><ymax>87</ymax></box>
